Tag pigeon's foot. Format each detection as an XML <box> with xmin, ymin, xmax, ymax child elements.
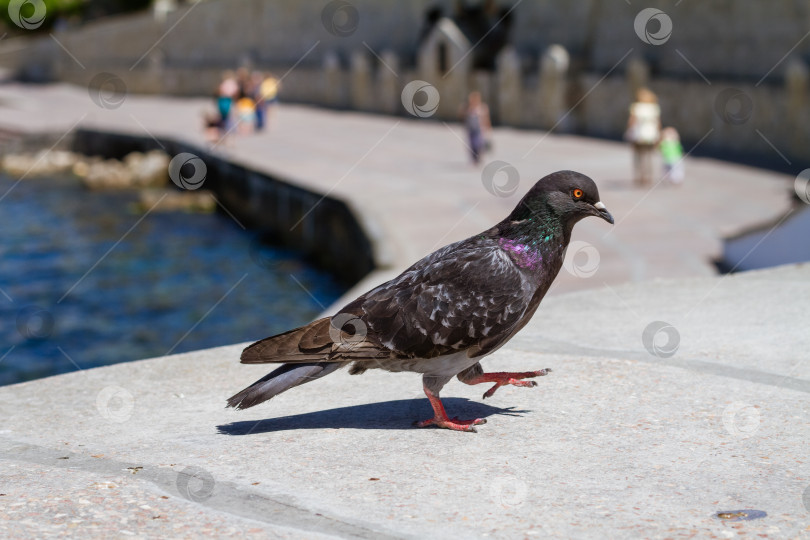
<box><xmin>415</xmin><ymin>386</ymin><xmax>485</xmax><ymax>433</ymax></box>
<box><xmin>414</xmin><ymin>416</ymin><xmax>486</xmax><ymax>433</ymax></box>
<box><xmin>465</xmin><ymin>368</ymin><xmax>553</xmax><ymax>399</ymax></box>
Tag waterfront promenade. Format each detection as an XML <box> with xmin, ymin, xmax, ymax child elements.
<box><xmin>0</xmin><ymin>83</ymin><xmax>807</xmax><ymax>538</ymax></box>
<box><xmin>0</xmin><ymin>83</ymin><xmax>792</xmax><ymax>297</ymax></box>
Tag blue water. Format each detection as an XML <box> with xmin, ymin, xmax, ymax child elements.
<box><xmin>721</xmin><ymin>205</ymin><xmax>810</xmax><ymax>272</ymax></box>
<box><xmin>0</xmin><ymin>174</ymin><xmax>345</xmax><ymax>386</ymax></box>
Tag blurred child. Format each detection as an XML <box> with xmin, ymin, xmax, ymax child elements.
<box><xmin>202</xmin><ymin>107</ymin><xmax>222</xmax><ymax>144</ymax></box>
<box><xmin>254</xmin><ymin>72</ymin><xmax>280</xmax><ymax>131</ymax></box>
<box><xmin>626</xmin><ymin>87</ymin><xmax>661</xmax><ymax>187</ymax></box>
<box><xmin>459</xmin><ymin>91</ymin><xmax>491</xmax><ymax>165</ymax></box>
<box><xmin>660</xmin><ymin>127</ymin><xmax>684</xmax><ymax>185</ymax></box>
<box><xmin>235</xmin><ymin>96</ymin><xmax>256</xmax><ymax>134</ymax></box>
<box><xmin>217</xmin><ymin>71</ymin><xmax>239</xmax><ymax>134</ymax></box>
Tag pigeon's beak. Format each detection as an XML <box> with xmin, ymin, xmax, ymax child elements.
<box><xmin>592</xmin><ymin>201</ymin><xmax>614</xmax><ymax>225</ymax></box>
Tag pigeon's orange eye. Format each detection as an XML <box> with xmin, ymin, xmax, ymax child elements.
<box><xmin>573</xmin><ymin>189</ymin><xmax>584</xmax><ymax>199</ymax></box>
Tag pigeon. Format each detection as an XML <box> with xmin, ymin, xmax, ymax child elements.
<box><xmin>227</xmin><ymin>170</ymin><xmax>614</xmax><ymax>432</ymax></box>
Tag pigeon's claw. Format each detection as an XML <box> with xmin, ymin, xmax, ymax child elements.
<box><xmin>482</xmin><ymin>378</ymin><xmax>537</xmax><ymax>399</ymax></box>
<box><xmin>468</xmin><ymin>369</ymin><xmax>553</xmax><ymax>399</ymax></box>
<box><xmin>416</xmin><ymin>385</ymin><xmax>486</xmax><ymax>433</ymax></box>
<box><xmin>414</xmin><ymin>416</ymin><xmax>486</xmax><ymax>433</ymax></box>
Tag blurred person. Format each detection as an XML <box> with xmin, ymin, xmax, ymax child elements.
<box><xmin>235</xmin><ymin>95</ymin><xmax>256</xmax><ymax>134</ymax></box>
<box><xmin>254</xmin><ymin>71</ymin><xmax>280</xmax><ymax>131</ymax></box>
<box><xmin>625</xmin><ymin>87</ymin><xmax>661</xmax><ymax>187</ymax></box>
<box><xmin>236</xmin><ymin>67</ymin><xmax>253</xmax><ymax>100</ymax></box>
<box><xmin>217</xmin><ymin>71</ymin><xmax>239</xmax><ymax>135</ymax></box>
<box><xmin>660</xmin><ymin>126</ymin><xmax>684</xmax><ymax>185</ymax></box>
<box><xmin>202</xmin><ymin>107</ymin><xmax>222</xmax><ymax>144</ymax></box>
<box><xmin>460</xmin><ymin>91</ymin><xmax>491</xmax><ymax>165</ymax></box>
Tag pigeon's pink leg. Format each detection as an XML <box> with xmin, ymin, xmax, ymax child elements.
<box><xmin>414</xmin><ymin>386</ymin><xmax>487</xmax><ymax>433</ymax></box>
<box><xmin>463</xmin><ymin>368</ymin><xmax>552</xmax><ymax>399</ymax></box>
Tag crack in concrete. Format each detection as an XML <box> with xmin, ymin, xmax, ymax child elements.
<box><xmin>0</xmin><ymin>438</ymin><xmax>411</xmax><ymax>540</ymax></box>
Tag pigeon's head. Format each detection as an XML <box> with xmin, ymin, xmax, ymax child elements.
<box><xmin>509</xmin><ymin>170</ymin><xmax>614</xmax><ymax>227</ymax></box>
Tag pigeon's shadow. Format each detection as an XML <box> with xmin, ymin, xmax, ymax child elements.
<box><xmin>217</xmin><ymin>398</ymin><xmax>528</xmax><ymax>435</ymax></box>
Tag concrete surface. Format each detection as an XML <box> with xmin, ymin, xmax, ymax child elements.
<box><xmin>1</xmin><ymin>264</ymin><xmax>808</xmax><ymax>539</ymax></box>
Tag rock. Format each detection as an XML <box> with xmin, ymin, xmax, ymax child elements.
<box><xmin>1</xmin><ymin>150</ymin><xmax>81</xmax><ymax>178</ymax></box>
<box><xmin>81</xmin><ymin>159</ymin><xmax>134</xmax><ymax>190</ymax></box>
<box><xmin>78</xmin><ymin>150</ymin><xmax>170</xmax><ymax>190</ymax></box>
<box><xmin>127</xmin><ymin>150</ymin><xmax>169</xmax><ymax>188</ymax></box>
<box><xmin>137</xmin><ymin>188</ymin><xmax>216</xmax><ymax>213</ymax></box>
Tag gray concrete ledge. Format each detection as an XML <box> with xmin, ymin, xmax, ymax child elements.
<box><xmin>1</xmin><ymin>264</ymin><xmax>808</xmax><ymax>538</ymax></box>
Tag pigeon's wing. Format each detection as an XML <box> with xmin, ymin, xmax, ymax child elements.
<box><xmin>241</xmin><ymin>237</ymin><xmax>532</xmax><ymax>365</ymax></box>
<box><xmin>241</xmin><ymin>317</ymin><xmax>334</xmax><ymax>364</ymax></box>
<box><xmin>341</xmin><ymin>238</ymin><xmax>534</xmax><ymax>360</ymax></box>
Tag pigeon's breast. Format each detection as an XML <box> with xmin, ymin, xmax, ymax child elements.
<box><xmin>380</xmin><ymin>350</ymin><xmax>480</xmax><ymax>377</ymax></box>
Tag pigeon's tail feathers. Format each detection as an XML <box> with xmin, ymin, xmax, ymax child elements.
<box><xmin>241</xmin><ymin>317</ymin><xmax>334</xmax><ymax>364</ymax></box>
<box><xmin>226</xmin><ymin>361</ymin><xmax>346</xmax><ymax>410</ymax></box>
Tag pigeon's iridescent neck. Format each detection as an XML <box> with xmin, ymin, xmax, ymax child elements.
<box><xmin>495</xmin><ymin>209</ymin><xmax>570</xmax><ymax>270</ymax></box>
<box><xmin>498</xmin><ymin>238</ymin><xmax>542</xmax><ymax>269</ymax></box>
<box><xmin>498</xmin><ymin>216</ymin><xmax>569</xmax><ymax>270</ymax></box>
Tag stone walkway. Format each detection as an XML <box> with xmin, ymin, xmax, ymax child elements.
<box><xmin>0</xmin><ymin>82</ymin><xmax>794</xmax><ymax>302</ymax></box>
<box><xmin>0</xmin><ymin>264</ymin><xmax>808</xmax><ymax>538</ymax></box>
